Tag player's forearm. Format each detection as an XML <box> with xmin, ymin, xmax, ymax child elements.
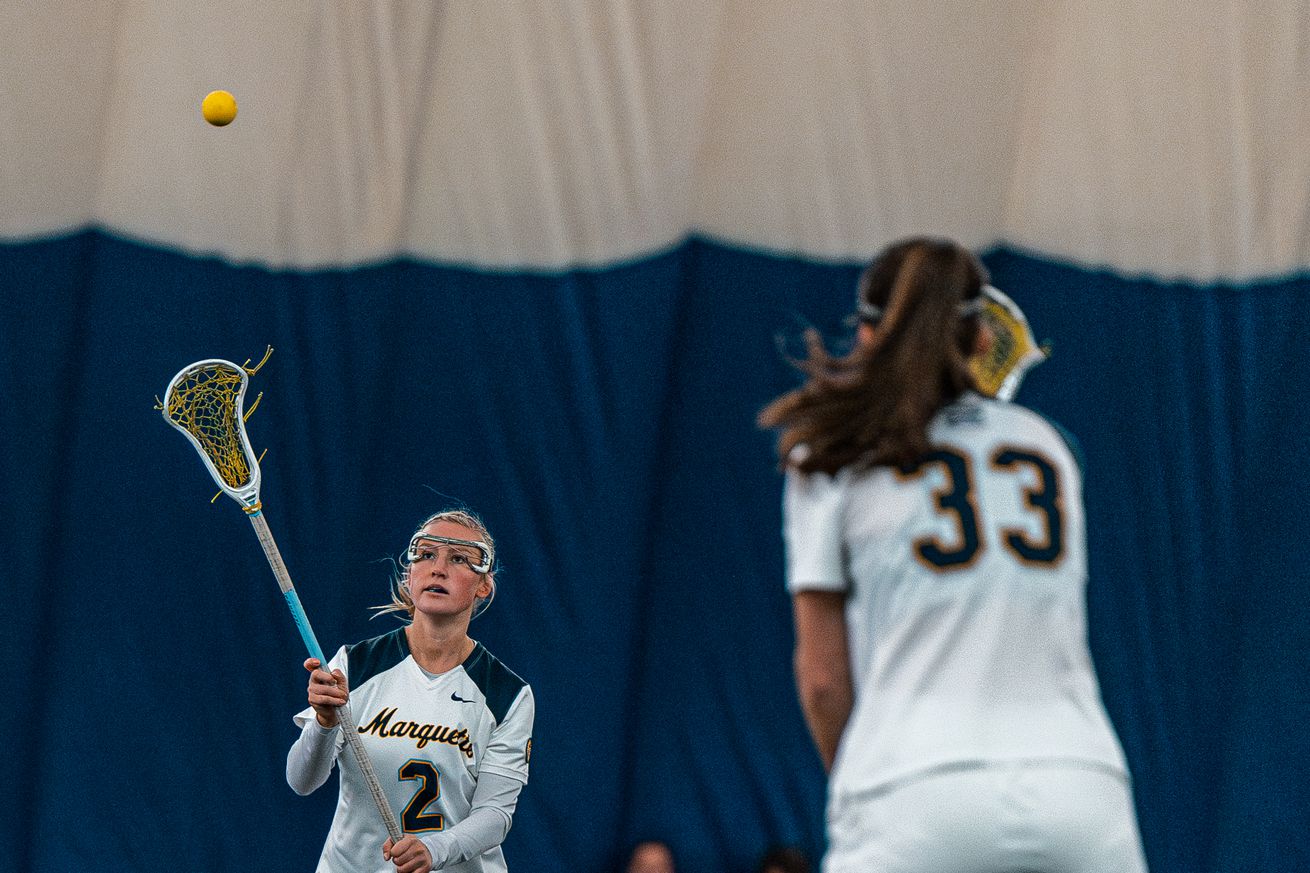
<box><xmin>420</xmin><ymin>771</ymin><xmax>523</xmax><ymax>867</ymax></box>
<box><xmin>797</xmin><ymin>666</ymin><xmax>853</xmax><ymax>772</ymax></box>
<box><xmin>286</xmin><ymin>719</ymin><xmax>339</xmax><ymax>795</ymax></box>
<box><xmin>791</xmin><ymin>591</ymin><xmax>853</xmax><ymax>772</ymax></box>
<box><xmin>419</xmin><ymin>805</ymin><xmax>512</xmax><ymax>867</ymax></box>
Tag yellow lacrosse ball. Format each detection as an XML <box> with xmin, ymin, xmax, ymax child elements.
<box><xmin>201</xmin><ymin>90</ymin><xmax>238</xmax><ymax>126</ymax></box>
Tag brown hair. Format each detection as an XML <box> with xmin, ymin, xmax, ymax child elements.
<box><xmin>758</xmin><ymin>237</ymin><xmax>986</xmax><ymax>475</ymax></box>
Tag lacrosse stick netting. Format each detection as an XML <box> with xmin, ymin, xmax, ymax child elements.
<box><xmin>159</xmin><ymin>351</ymin><xmax>403</xmax><ymax>842</ymax></box>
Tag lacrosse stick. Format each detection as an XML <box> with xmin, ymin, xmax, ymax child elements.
<box><xmin>157</xmin><ymin>348</ymin><xmax>403</xmax><ymax>843</ymax></box>
<box><xmin>968</xmin><ymin>285</ymin><xmax>1051</xmax><ymax>401</ymax></box>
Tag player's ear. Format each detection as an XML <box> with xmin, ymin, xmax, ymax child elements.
<box><xmin>476</xmin><ymin>575</ymin><xmax>494</xmax><ymax>599</ymax></box>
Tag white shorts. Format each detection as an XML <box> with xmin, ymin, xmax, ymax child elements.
<box><xmin>824</xmin><ymin>762</ymin><xmax>1149</xmax><ymax>873</ymax></box>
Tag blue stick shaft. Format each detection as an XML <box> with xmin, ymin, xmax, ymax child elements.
<box><xmin>283</xmin><ymin>587</ymin><xmax>329</xmax><ymax>666</ymax></box>
<box><xmin>245</xmin><ymin>509</ymin><xmax>403</xmax><ymax>841</ymax></box>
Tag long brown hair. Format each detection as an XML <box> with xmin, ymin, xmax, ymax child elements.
<box><xmin>759</xmin><ymin>237</ymin><xmax>986</xmax><ymax>475</ymax></box>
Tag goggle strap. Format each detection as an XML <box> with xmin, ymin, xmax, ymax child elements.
<box><xmin>856</xmin><ymin>284</ymin><xmax>998</xmax><ymax>324</ymax></box>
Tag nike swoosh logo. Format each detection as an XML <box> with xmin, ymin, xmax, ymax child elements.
<box><xmin>451</xmin><ymin>692</ymin><xmax>474</xmax><ymax>703</ymax></box>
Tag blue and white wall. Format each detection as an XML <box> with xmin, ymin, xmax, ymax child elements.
<box><xmin>2</xmin><ymin>3</ymin><xmax>1307</xmax><ymax>871</ymax></box>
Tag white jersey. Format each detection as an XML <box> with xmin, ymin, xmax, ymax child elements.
<box><xmin>293</xmin><ymin>629</ymin><xmax>533</xmax><ymax>873</ymax></box>
<box><xmin>785</xmin><ymin>393</ymin><xmax>1129</xmax><ymax>804</ymax></box>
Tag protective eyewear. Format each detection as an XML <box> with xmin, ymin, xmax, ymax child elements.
<box><xmin>401</xmin><ymin>534</ymin><xmax>493</xmax><ymax>574</ymax></box>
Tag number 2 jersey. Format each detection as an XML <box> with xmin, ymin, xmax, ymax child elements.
<box><xmin>784</xmin><ymin>392</ymin><xmax>1129</xmax><ymax>804</ymax></box>
<box><xmin>291</xmin><ymin>629</ymin><xmax>534</xmax><ymax>873</ymax></box>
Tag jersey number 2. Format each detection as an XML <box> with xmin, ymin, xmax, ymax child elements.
<box><xmin>398</xmin><ymin>760</ymin><xmax>445</xmax><ymax>833</ymax></box>
<box><xmin>897</xmin><ymin>446</ymin><xmax>1063</xmax><ymax>570</ymax></box>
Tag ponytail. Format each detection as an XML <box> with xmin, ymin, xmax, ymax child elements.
<box><xmin>759</xmin><ymin>237</ymin><xmax>985</xmax><ymax>475</ymax></box>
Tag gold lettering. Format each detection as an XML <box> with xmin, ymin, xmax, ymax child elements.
<box><xmin>357</xmin><ymin>708</ymin><xmax>472</xmax><ymax>756</ymax></box>
<box><xmin>358</xmin><ymin>707</ymin><xmax>396</xmax><ymax>736</ymax></box>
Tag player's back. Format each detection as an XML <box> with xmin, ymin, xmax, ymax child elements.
<box><xmin>824</xmin><ymin>393</ymin><xmax>1129</xmax><ymax>802</ymax></box>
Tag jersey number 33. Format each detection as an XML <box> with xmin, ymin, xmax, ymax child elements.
<box><xmin>895</xmin><ymin>445</ymin><xmax>1063</xmax><ymax>571</ymax></box>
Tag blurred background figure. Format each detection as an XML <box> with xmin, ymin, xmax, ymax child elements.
<box><xmin>757</xmin><ymin>845</ymin><xmax>812</xmax><ymax>873</ymax></box>
<box><xmin>626</xmin><ymin>840</ymin><xmax>677</xmax><ymax>873</ymax></box>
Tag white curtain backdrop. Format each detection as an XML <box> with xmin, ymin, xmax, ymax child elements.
<box><xmin>2</xmin><ymin>1</ymin><xmax>1307</xmax><ymax>279</ymax></box>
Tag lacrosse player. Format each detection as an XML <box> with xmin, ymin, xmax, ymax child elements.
<box><xmin>287</xmin><ymin>510</ymin><xmax>534</xmax><ymax>873</ymax></box>
<box><xmin>760</xmin><ymin>238</ymin><xmax>1147</xmax><ymax>873</ymax></box>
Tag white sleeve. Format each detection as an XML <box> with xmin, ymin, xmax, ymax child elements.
<box><xmin>477</xmin><ymin>686</ymin><xmax>534</xmax><ymax>784</ymax></box>
<box><xmin>286</xmin><ymin>718</ymin><xmax>342</xmax><ymax>795</ymax></box>
<box><xmin>783</xmin><ymin>466</ymin><xmax>848</xmax><ymax>593</ymax></box>
<box><xmin>418</xmin><ymin>771</ymin><xmax>523</xmax><ymax>868</ymax></box>
<box><xmin>286</xmin><ymin>645</ymin><xmax>348</xmax><ymax>795</ymax></box>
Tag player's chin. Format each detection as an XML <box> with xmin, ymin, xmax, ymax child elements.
<box><xmin>413</xmin><ymin>597</ymin><xmax>470</xmax><ymax>617</ymax></box>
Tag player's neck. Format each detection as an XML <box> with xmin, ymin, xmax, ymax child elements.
<box><xmin>405</xmin><ymin>618</ymin><xmax>475</xmax><ymax>675</ymax></box>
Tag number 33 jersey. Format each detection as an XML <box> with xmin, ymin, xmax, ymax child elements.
<box><xmin>784</xmin><ymin>392</ymin><xmax>1129</xmax><ymax>802</ymax></box>
<box><xmin>294</xmin><ymin>628</ymin><xmax>533</xmax><ymax>873</ymax></box>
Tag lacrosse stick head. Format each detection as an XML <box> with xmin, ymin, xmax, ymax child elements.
<box><xmin>161</xmin><ymin>358</ymin><xmax>263</xmax><ymax>510</ymax></box>
<box><xmin>968</xmin><ymin>285</ymin><xmax>1050</xmax><ymax>401</ymax></box>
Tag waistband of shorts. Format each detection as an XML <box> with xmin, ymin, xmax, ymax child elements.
<box><xmin>833</xmin><ymin>757</ymin><xmax>1131</xmax><ymax>806</ymax></box>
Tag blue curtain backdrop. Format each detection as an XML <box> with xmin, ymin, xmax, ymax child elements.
<box><xmin>2</xmin><ymin>232</ymin><xmax>1306</xmax><ymax>872</ymax></box>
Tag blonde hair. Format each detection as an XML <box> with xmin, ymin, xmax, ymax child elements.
<box><xmin>372</xmin><ymin>509</ymin><xmax>497</xmax><ymax>621</ymax></box>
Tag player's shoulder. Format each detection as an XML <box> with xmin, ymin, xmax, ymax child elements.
<box><xmin>346</xmin><ymin>626</ymin><xmax>411</xmax><ymax>688</ymax></box>
<box><xmin>462</xmin><ymin>643</ymin><xmax>530</xmax><ymax>724</ymax></box>
<box><xmin>784</xmin><ymin>444</ymin><xmax>854</xmax><ymax>489</ymax></box>
<box><xmin>972</xmin><ymin>395</ymin><xmax>1085</xmax><ymax>473</ymax></box>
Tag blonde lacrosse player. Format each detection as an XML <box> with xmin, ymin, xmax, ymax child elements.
<box><xmin>287</xmin><ymin>509</ymin><xmax>534</xmax><ymax>873</ymax></box>
<box><xmin>760</xmin><ymin>238</ymin><xmax>1148</xmax><ymax>873</ymax></box>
